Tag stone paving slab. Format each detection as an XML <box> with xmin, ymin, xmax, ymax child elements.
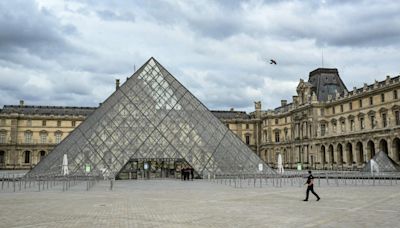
<box><xmin>0</xmin><ymin>180</ymin><xmax>399</xmax><ymax>228</ymax></box>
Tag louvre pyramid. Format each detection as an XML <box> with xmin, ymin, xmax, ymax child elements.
<box><xmin>28</xmin><ymin>58</ymin><xmax>274</xmax><ymax>177</ymax></box>
<box><xmin>362</xmin><ymin>151</ymin><xmax>400</xmax><ymax>172</ymax></box>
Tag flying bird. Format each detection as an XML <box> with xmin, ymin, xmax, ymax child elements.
<box><xmin>270</xmin><ymin>59</ymin><xmax>277</xmax><ymax>65</ymax></box>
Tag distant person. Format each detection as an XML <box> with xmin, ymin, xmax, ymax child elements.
<box><xmin>190</xmin><ymin>167</ymin><xmax>194</xmax><ymax>180</ymax></box>
<box><xmin>303</xmin><ymin>170</ymin><xmax>320</xmax><ymax>201</ymax></box>
<box><xmin>181</xmin><ymin>168</ymin><xmax>185</xmax><ymax>181</ymax></box>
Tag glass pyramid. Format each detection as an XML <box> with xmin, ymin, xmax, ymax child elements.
<box><xmin>28</xmin><ymin>58</ymin><xmax>274</xmax><ymax>178</ymax></box>
<box><xmin>362</xmin><ymin>151</ymin><xmax>400</xmax><ymax>172</ymax></box>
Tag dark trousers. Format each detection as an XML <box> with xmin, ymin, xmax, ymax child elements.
<box><xmin>305</xmin><ymin>185</ymin><xmax>320</xmax><ymax>200</ymax></box>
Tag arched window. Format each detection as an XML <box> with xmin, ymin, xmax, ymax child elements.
<box><xmin>0</xmin><ymin>151</ymin><xmax>5</xmax><ymax>164</ymax></box>
<box><xmin>24</xmin><ymin>151</ymin><xmax>31</xmax><ymax>163</ymax></box>
<box><xmin>40</xmin><ymin>151</ymin><xmax>46</xmax><ymax>160</ymax></box>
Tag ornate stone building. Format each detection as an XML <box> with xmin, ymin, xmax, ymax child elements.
<box><xmin>1</xmin><ymin>68</ymin><xmax>400</xmax><ymax>170</ymax></box>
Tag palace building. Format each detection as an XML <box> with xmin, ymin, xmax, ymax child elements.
<box><xmin>1</xmin><ymin>67</ymin><xmax>400</xmax><ymax>171</ymax></box>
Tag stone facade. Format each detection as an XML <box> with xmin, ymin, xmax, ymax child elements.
<box><xmin>0</xmin><ymin>102</ymin><xmax>93</xmax><ymax>169</ymax></box>
<box><xmin>1</xmin><ymin>68</ymin><xmax>399</xmax><ymax>170</ymax></box>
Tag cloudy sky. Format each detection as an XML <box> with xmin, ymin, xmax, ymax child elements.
<box><xmin>0</xmin><ymin>0</ymin><xmax>399</xmax><ymax>111</ymax></box>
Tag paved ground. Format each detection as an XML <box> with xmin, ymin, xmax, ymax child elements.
<box><xmin>0</xmin><ymin>180</ymin><xmax>399</xmax><ymax>228</ymax></box>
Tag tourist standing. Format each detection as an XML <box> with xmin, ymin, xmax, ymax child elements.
<box><xmin>303</xmin><ymin>170</ymin><xmax>320</xmax><ymax>201</ymax></box>
<box><xmin>190</xmin><ymin>167</ymin><xmax>194</xmax><ymax>180</ymax></box>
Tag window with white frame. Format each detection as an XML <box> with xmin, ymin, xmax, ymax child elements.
<box><xmin>55</xmin><ymin>132</ymin><xmax>62</xmax><ymax>143</ymax></box>
<box><xmin>24</xmin><ymin>131</ymin><xmax>33</xmax><ymax>143</ymax></box>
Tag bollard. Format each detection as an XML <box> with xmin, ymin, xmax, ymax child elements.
<box><xmin>13</xmin><ymin>175</ymin><xmax>16</xmax><ymax>192</ymax></box>
<box><xmin>110</xmin><ymin>178</ymin><xmax>114</xmax><ymax>191</ymax></box>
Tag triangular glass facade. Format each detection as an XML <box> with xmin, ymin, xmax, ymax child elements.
<box><xmin>29</xmin><ymin>58</ymin><xmax>274</xmax><ymax>178</ymax></box>
<box><xmin>362</xmin><ymin>151</ymin><xmax>400</xmax><ymax>172</ymax></box>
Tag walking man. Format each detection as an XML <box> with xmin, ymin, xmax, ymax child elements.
<box><xmin>303</xmin><ymin>170</ymin><xmax>320</xmax><ymax>201</ymax></box>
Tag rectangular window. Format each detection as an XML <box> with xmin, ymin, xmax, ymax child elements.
<box><xmin>349</xmin><ymin>102</ymin><xmax>353</xmax><ymax>110</ymax></box>
<box><xmin>55</xmin><ymin>133</ymin><xmax>62</xmax><ymax>144</ymax></box>
<box><xmin>382</xmin><ymin>113</ymin><xmax>388</xmax><ymax>127</ymax></box>
<box><xmin>24</xmin><ymin>132</ymin><xmax>32</xmax><ymax>143</ymax></box>
<box><xmin>57</xmin><ymin>120</ymin><xmax>61</xmax><ymax>127</ymax></box>
<box><xmin>275</xmin><ymin>119</ymin><xmax>279</xmax><ymax>125</ymax></box>
<box><xmin>359</xmin><ymin>99</ymin><xmax>363</xmax><ymax>108</ymax></box>
<box><xmin>275</xmin><ymin>132</ymin><xmax>280</xmax><ymax>142</ymax></box>
<box><xmin>360</xmin><ymin>117</ymin><xmax>365</xmax><ymax>130</ymax></box>
<box><xmin>371</xmin><ymin>116</ymin><xmax>376</xmax><ymax>129</ymax></box>
<box><xmin>332</xmin><ymin>106</ymin><xmax>335</xmax><ymax>114</ymax></box>
<box><xmin>40</xmin><ymin>134</ymin><xmax>47</xmax><ymax>144</ymax></box>
<box><xmin>394</xmin><ymin>90</ymin><xmax>398</xmax><ymax>100</ymax></box>
<box><xmin>320</xmin><ymin>124</ymin><xmax>326</xmax><ymax>136</ymax></box>
<box><xmin>42</xmin><ymin>120</ymin><xmax>46</xmax><ymax>127</ymax></box>
<box><xmin>369</xmin><ymin>97</ymin><xmax>373</xmax><ymax>105</ymax></box>
<box><xmin>245</xmin><ymin>135</ymin><xmax>250</xmax><ymax>144</ymax></box>
<box><xmin>246</xmin><ymin>124</ymin><xmax>249</xmax><ymax>129</ymax></box>
<box><xmin>381</xmin><ymin>93</ymin><xmax>385</xmax><ymax>102</ymax></box>
<box><xmin>350</xmin><ymin>120</ymin><xmax>355</xmax><ymax>131</ymax></box>
<box><xmin>340</xmin><ymin>105</ymin><xmax>344</xmax><ymax>112</ymax></box>
<box><xmin>0</xmin><ymin>132</ymin><xmax>5</xmax><ymax>143</ymax></box>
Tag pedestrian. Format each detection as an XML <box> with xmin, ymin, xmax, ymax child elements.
<box><xmin>303</xmin><ymin>170</ymin><xmax>320</xmax><ymax>201</ymax></box>
<box><xmin>184</xmin><ymin>167</ymin><xmax>188</xmax><ymax>181</ymax></box>
<box><xmin>190</xmin><ymin>167</ymin><xmax>194</xmax><ymax>180</ymax></box>
<box><xmin>181</xmin><ymin>167</ymin><xmax>185</xmax><ymax>181</ymax></box>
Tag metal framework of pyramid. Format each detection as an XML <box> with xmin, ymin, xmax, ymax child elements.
<box><xmin>362</xmin><ymin>151</ymin><xmax>400</xmax><ymax>172</ymax></box>
<box><xmin>28</xmin><ymin>58</ymin><xmax>273</xmax><ymax>178</ymax></box>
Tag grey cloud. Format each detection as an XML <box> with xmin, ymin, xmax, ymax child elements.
<box><xmin>0</xmin><ymin>0</ymin><xmax>79</xmax><ymax>65</ymax></box>
<box><xmin>96</xmin><ymin>10</ymin><xmax>135</xmax><ymax>22</ymax></box>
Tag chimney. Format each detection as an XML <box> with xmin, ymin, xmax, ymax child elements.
<box><xmin>230</xmin><ymin>108</ymin><xmax>234</xmax><ymax>111</ymax></box>
<box><xmin>115</xmin><ymin>79</ymin><xmax>120</xmax><ymax>90</ymax></box>
<box><xmin>254</xmin><ymin>101</ymin><xmax>261</xmax><ymax>118</ymax></box>
<box><xmin>281</xmin><ymin>100</ymin><xmax>287</xmax><ymax>107</ymax></box>
<box><xmin>19</xmin><ymin>100</ymin><xmax>24</xmax><ymax>107</ymax></box>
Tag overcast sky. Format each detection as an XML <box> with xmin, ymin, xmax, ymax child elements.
<box><xmin>0</xmin><ymin>0</ymin><xmax>399</xmax><ymax>111</ymax></box>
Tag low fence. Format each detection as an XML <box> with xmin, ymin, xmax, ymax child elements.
<box><xmin>0</xmin><ymin>173</ymin><xmax>109</xmax><ymax>193</ymax></box>
<box><xmin>207</xmin><ymin>171</ymin><xmax>400</xmax><ymax>188</ymax></box>
<box><xmin>0</xmin><ymin>170</ymin><xmax>399</xmax><ymax>193</ymax></box>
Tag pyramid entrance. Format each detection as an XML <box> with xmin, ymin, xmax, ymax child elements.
<box><xmin>28</xmin><ymin>57</ymin><xmax>274</xmax><ymax>179</ymax></box>
<box><xmin>117</xmin><ymin>158</ymin><xmax>193</xmax><ymax>180</ymax></box>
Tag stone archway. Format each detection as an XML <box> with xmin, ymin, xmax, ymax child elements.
<box><xmin>40</xmin><ymin>151</ymin><xmax>46</xmax><ymax>161</ymax></box>
<box><xmin>320</xmin><ymin>145</ymin><xmax>326</xmax><ymax>168</ymax></box>
<box><xmin>355</xmin><ymin>142</ymin><xmax>364</xmax><ymax>165</ymax></box>
<box><xmin>367</xmin><ymin>140</ymin><xmax>375</xmax><ymax>160</ymax></box>
<box><xmin>337</xmin><ymin>144</ymin><xmax>343</xmax><ymax>165</ymax></box>
<box><xmin>346</xmin><ymin>142</ymin><xmax>354</xmax><ymax>166</ymax></box>
<box><xmin>0</xmin><ymin>151</ymin><xmax>5</xmax><ymax>165</ymax></box>
<box><xmin>328</xmin><ymin>144</ymin><xmax>334</xmax><ymax>165</ymax></box>
<box><xmin>392</xmin><ymin>138</ymin><xmax>400</xmax><ymax>163</ymax></box>
<box><xmin>379</xmin><ymin>139</ymin><xmax>388</xmax><ymax>154</ymax></box>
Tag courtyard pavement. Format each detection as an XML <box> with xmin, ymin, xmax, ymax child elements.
<box><xmin>0</xmin><ymin>179</ymin><xmax>399</xmax><ymax>228</ymax></box>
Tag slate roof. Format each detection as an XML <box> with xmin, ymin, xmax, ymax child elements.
<box><xmin>308</xmin><ymin>68</ymin><xmax>348</xmax><ymax>102</ymax></box>
<box><xmin>0</xmin><ymin>105</ymin><xmax>97</xmax><ymax>116</ymax></box>
<box><xmin>211</xmin><ymin>110</ymin><xmax>250</xmax><ymax>120</ymax></box>
<box><xmin>0</xmin><ymin>105</ymin><xmax>250</xmax><ymax>120</ymax></box>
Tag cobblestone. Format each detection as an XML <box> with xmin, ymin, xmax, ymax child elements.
<box><xmin>0</xmin><ymin>180</ymin><xmax>399</xmax><ymax>227</ymax></box>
